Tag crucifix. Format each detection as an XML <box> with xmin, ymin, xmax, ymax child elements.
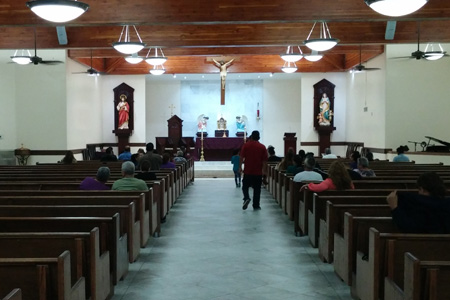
<box><xmin>213</xmin><ymin>58</ymin><xmax>234</xmax><ymax>105</ymax></box>
<box><xmin>168</xmin><ymin>104</ymin><xmax>175</xmax><ymax>116</ymax></box>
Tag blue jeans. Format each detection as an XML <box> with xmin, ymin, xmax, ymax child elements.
<box><xmin>233</xmin><ymin>170</ymin><xmax>241</xmax><ymax>185</ymax></box>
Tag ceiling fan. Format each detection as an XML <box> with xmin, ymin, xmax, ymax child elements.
<box><xmin>72</xmin><ymin>50</ymin><xmax>103</xmax><ymax>76</ymax></box>
<box><xmin>30</xmin><ymin>28</ymin><xmax>63</xmax><ymax>65</ymax></box>
<box><xmin>391</xmin><ymin>23</ymin><xmax>448</xmax><ymax>60</ymax></box>
<box><xmin>352</xmin><ymin>45</ymin><xmax>381</xmax><ymax>72</ymax></box>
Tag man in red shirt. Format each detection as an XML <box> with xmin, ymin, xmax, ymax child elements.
<box><xmin>239</xmin><ymin>130</ymin><xmax>268</xmax><ymax>210</ymax></box>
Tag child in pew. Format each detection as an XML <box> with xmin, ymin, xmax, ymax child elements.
<box><xmin>300</xmin><ymin>161</ymin><xmax>354</xmax><ymax>192</ymax></box>
<box><xmin>231</xmin><ymin>149</ymin><xmax>241</xmax><ymax>187</ymax></box>
<box><xmin>386</xmin><ymin>172</ymin><xmax>450</xmax><ymax>233</ymax></box>
<box><xmin>80</xmin><ymin>166</ymin><xmax>110</xmax><ymax>190</ymax></box>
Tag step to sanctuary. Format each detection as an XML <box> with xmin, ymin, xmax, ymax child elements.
<box><xmin>194</xmin><ymin>161</ymin><xmax>235</xmax><ymax>178</ymax></box>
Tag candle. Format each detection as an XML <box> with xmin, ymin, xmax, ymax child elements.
<box><xmin>201</xmin><ymin>129</ymin><xmax>203</xmax><ymax>140</ymax></box>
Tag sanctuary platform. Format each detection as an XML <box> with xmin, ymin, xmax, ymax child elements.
<box><xmin>194</xmin><ymin>161</ymin><xmax>234</xmax><ymax>178</ymax></box>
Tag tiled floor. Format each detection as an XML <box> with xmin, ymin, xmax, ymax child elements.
<box><xmin>112</xmin><ymin>178</ymin><xmax>352</xmax><ymax>300</ymax></box>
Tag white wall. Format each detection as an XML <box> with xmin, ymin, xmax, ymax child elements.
<box><xmin>101</xmin><ymin>75</ymin><xmax>146</xmax><ymax>143</ymax></box>
<box><xmin>145</xmin><ymin>79</ymin><xmax>181</xmax><ymax>145</ymax></box>
<box><xmin>15</xmin><ymin>50</ymin><xmax>67</xmax><ymax>150</ymax></box>
<box><xmin>346</xmin><ymin>53</ymin><xmax>386</xmax><ymax>149</ymax></box>
<box><xmin>66</xmin><ymin>58</ymin><xmax>103</xmax><ymax>149</ymax></box>
<box><xmin>0</xmin><ymin>60</ymin><xmax>17</xmax><ymax>150</ymax></box>
<box><xmin>262</xmin><ymin>78</ymin><xmax>301</xmax><ymax>152</ymax></box>
<box><xmin>385</xmin><ymin>43</ymin><xmax>450</xmax><ymax>151</ymax></box>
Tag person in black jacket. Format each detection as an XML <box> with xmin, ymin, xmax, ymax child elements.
<box><xmin>386</xmin><ymin>172</ymin><xmax>450</xmax><ymax>233</ymax></box>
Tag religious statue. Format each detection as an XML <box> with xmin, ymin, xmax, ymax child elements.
<box><xmin>213</xmin><ymin>58</ymin><xmax>234</xmax><ymax>90</ymax></box>
<box><xmin>197</xmin><ymin>114</ymin><xmax>209</xmax><ymax>132</ymax></box>
<box><xmin>317</xmin><ymin>93</ymin><xmax>333</xmax><ymax>126</ymax></box>
<box><xmin>117</xmin><ymin>94</ymin><xmax>130</xmax><ymax>129</ymax></box>
<box><xmin>217</xmin><ymin>117</ymin><xmax>227</xmax><ymax>130</ymax></box>
<box><xmin>236</xmin><ymin>115</ymin><xmax>247</xmax><ymax>132</ymax></box>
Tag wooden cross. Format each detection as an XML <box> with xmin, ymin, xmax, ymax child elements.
<box><xmin>168</xmin><ymin>104</ymin><xmax>175</xmax><ymax>116</ymax></box>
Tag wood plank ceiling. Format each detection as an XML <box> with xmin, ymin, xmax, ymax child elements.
<box><xmin>2</xmin><ymin>0</ymin><xmax>450</xmax><ymax>75</ymax></box>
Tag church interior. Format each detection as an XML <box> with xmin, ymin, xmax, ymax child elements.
<box><xmin>1</xmin><ymin>1</ymin><xmax>450</xmax><ymax>299</ymax></box>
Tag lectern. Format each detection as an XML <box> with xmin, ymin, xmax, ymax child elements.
<box><xmin>283</xmin><ymin>133</ymin><xmax>297</xmax><ymax>157</ymax></box>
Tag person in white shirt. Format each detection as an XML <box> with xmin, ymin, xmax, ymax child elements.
<box><xmin>322</xmin><ymin>148</ymin><xmax>338</xmax><ymax>159</ymax></box>
<box><xmin>293</xmin><ymin>157</ymin><xmax>324</xmax><ymax>182</ymax></box>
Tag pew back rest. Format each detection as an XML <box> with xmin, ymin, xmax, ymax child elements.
<box><xmin>386</xmin><ymin>236</ymin><xmax>450</xmax><ymax>290</ymax></box>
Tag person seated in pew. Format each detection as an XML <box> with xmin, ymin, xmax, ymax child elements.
<box><xmin>322</xmin><ymin>147</ymin><xmax>338</xmax><ymax>159</ymax></box>
<box><xmin>112</xmin><ymin>161</ymin><xmax>148</xmax><ymax>191</ymax></box>
<box><xmin>353</xmin><ymin>157</ymin><xmax>376</xmax><ymax>177</ymax></box>
<box><xmin>286</xmin><ymin>154</ymin><xmax>304</xmax><ymax>175</ymax></box>
<box><xmin>140</xmin><ymin>142</ymin><xmax>162</xmax><ymax>170</ymax></box>
<box><xmin>100</xmin><ymin>147</ymin><xmax>118</xmax><ymax>162</ymax></box>
<box><xmin>267</xmin><ymin>145</ymin><xmax>282</xmax><ymax>162</ymax></box>
<box><xmin>365</xmin><ymin>150</ymin><xmax>374</xmax><ymax>161</ymax></box>
<box><xmin>160</xmin><ymin>153</ymin><xmax>176</xmax><ymax>169</ymax></box>
<box><xmin>293</xmin><ymin>156</ymin><xmax>322</xmax><ymax>182</ymax></box>
<box><xmin>60</xmin><ymin>150</ymin><xmax>77</xmax><ymax>164</ymax></box>
<box><xmin>173</xmin><ymin>150</ymin><xmax>187</xmax><ymax>163</ymax></box>
<box><xmin>392</xmin><ymin>145</ymin><xmax>410</xmax><ymax>162</ymax></box>
<box><xmin>118</xmin><ymin>145</ymin><xmax>132</xmax><ymax>161</ymax></box>
<box><xmin>300</xmin><ymin>161</ymin><xmax>354</xmax><ymax>192</ymax></box>
<box><xmin>80</xmin><ymin>166</ymin><xmax>111</xmax><ymax>190</ymax></box>
<box><xmin>349</xmin><ymin>150</ymin><xmax>360</xmax><ymax>169</ymax></box>
<box><xmin>386</xmin><ymin>172</ymin><xmax>450</xmax><ymax>233</ymax></box>
<box><xmin>276</xmin><ymin>148</ymin><xmax>295</xmax><ymax>171</ymax></box>
<box><xmin>135</xmin><ymin>160</ymin><xmax>157</xmax><ymax>181</ymax></box>
<box><xmin>130</xmin><ymin>148</ymin><xmax>146</xmax><ymax>166</ymax></box>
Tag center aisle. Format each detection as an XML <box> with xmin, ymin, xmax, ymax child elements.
<box><xmin>113</xmin><ymin>178</ymin><xmax>352</xmax><ymax>300</ymax></box>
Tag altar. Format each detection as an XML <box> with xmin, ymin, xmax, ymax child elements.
<box><xmin>195</xmin><ymin>137</ymin><xmax>245</xmax><ymax>161</ymax></box>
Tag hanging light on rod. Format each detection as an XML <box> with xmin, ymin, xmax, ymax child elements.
<box><xmin>112</xmin><ymin>25</ymin><xmax>146</xmax><ymax>55</ymax></box>
<box><xmin>280</xmin><ymin>46</ymin><xmax>303</xmax><ymax>62</ymax></box>
<box><xmin>304</xmin><ymin>22</ymin><xmax>339</xmax><ymax>52</ymax></box>
<box><xmin>145</xmin><ymin>48</ymin><xmax>168</xmax><ymax>66</ymax></box>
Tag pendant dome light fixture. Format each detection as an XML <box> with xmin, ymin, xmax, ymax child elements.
<box><xmin>113</xmin><ymin>25</ymin><xmax>146</xmax><ymax>55</ymax></box>
<box><xmin>11</xmin><ymin>49</ymin><xmax>32</xmax><ymax>65</ymax></box>
<box><xmin>280</xmin><ymin>46</ymin><xmax>303</xmax><ymax>63</ymax></box>
<box><xmin>125</xmin><ymin>53</ymin><xmax>144</xmax><ymax>64</ymax></box>
<box><xmin>365</xmin><ymin>0</ymin><xmax>428</xmax><ymax>17</ymax></box>
<box><xmin>303</xmin><ymin>50</ymin><xmax>323</xmax><ymax>62</ymax></box>
<box><xmin>304</xmin><ymin>22</ymin><xmax>339</xmax><ymax>52</ymax></box>
<box><xmin>145</xmin><ymin>48</ymin><xmax>168</xmax><ymax>66</ymax></box>
<box><xmin>281</xmin><ymin>61</ymin><xmax>297</xmax><ymax>73</ymax></box>
<box><xmin>149</xmin><ymin>64</ymin><xmax>166</xmax><ymax>75</ymax></box>
<box><xmin>26</xmin><ymin>0</ymin><xmax>89</xmax><ymax>23</ymax></box>
<box><xmin>424</xmin><ymin>43</ymin><xmax>446</xmax><ymax>61</ymax></box>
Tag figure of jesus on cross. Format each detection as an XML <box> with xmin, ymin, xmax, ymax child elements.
<box><xmin>213</xmin><ymin>59</ymin><xmax>234</xmax><ymax>90</ymax></box>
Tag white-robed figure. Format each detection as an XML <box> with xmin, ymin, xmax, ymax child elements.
<box><xmin>197</xmin><ymin>114</ymin><xmax>209</xmax><ymax>132</ymax></box>
<box><xmin>213</xmin><ymin>59</ymin><xmax>234</xmax><ymax>90</ymax></box>
<box><xmin>318</xmin><ymin>92</ymin><xmax>333</xmax><ymax>126</ymax></box>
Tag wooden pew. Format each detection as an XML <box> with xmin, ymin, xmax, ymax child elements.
<box><xmin>0</xmin><ymin>228</ymin><xmax>112</xmax><ymax>300</ymax></box>
<box><xmin>296</xmin><ymin>180</ymin><xmax>450</xmax><ymax>238</ymax></box>
<box><xmin>0</xmin><ymin>251</ymin><xmax>86</xmax><ymax>300</ymax></box>
<box><xmin>334</xmin><ymin>211</ymin><xmax>392</xmax><ymax>285</ymax></box>
<box><xmin>1</xmin><ymin>289</ymin><xmax>21</xmax><ymax>300</ymax></box>
<box><xmin>311</xmin><ymin>193</ymin><xmax>394</xmax><ymax>247</ymax></box>
<box><xmin>0</xmin><ymin>215</ymin><xmax>127</xmax><ymax>285</ymax></box>
<box><xmin>384</xmin><ymin>238</ymin><xmax>450</xmax><ymax>300</ymax></box>
<box><xmin>320</xmin><ymin>202</ymin><xmax>392</xmax><ymax>263</ymax></box>
<box><xmin>0</xmin><ymin>183</ymin><xmax>160</xmax><ymax>238</ymax></box>
<box><xmin>0</xmin><ymin>203</ymin><xmax>138</xmax><ymax>263</ymax></box>
<box><xmin>0</xmin><ymin>191</ymin><xmax>150</xmax><ymax>246</ymax></box>
<box><xmin>401</xmin><ymin>253</ymin><xmax>450</xmax><ymax>300</ymax></box>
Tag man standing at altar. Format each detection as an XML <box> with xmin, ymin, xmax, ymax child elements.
<box><xmin>239</xmin><ymin>130</ymin><xmax>268</xmax><ymax>210</ymax></box>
